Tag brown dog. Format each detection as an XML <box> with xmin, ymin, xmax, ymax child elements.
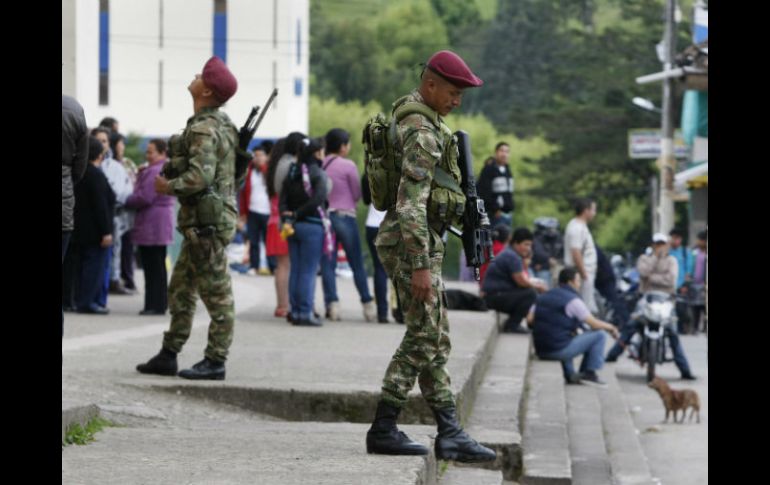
<box><xmin>647</xmin><ymin>376</ymin><xmax>700</xmax><ymax>423</ymax></box>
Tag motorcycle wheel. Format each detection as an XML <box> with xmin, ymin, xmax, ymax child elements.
<box><xmin>646</xmin><ymin>339</ymin><xmax>658</xmax><ymax>382</ymax></box>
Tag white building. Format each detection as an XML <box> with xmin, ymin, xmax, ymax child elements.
<box><xmin>62</xmin><ymin>0</ymin><xmax>309</xmax><ymax>143</ymax></box>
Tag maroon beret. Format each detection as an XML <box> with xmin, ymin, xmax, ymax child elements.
<box><xmin>426</xmin><ymin>50</ymin><xmax>483</xmax><ymax>88</ymax></box>
<box><xmin>202</xmin><ymin>56</ymin><xmax>238</xmax><ymax>103</ymax></box>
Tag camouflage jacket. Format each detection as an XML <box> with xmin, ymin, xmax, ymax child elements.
<box><xmin>164</xmin><ymin>107</ymin><xmax>239</xmax><ymax>237</ymax></box>
<box><xmin>376</xmin><ymin>90</ymin><xmax>457</xmax><ymax>270</ymax></box>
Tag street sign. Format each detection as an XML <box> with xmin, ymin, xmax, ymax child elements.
<box><xmin>628</xmin><ymin>129</ymin><xmax>690</xmax><ymax>159</ymax></box>
<box><xmin>694</xmin><ymin>5</ymin><xmax>708</xmax><ymax>43</ymax></box>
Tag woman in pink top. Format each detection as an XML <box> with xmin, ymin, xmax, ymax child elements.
<box><xmin>125</xmin><ymin>139</ymin><xmax>175</xmax><ymax>315</ymax></box>
<box><xmin>319</xmin><ymin>129</ymin><xmax>376</xmax><ymax>323</ymax></box>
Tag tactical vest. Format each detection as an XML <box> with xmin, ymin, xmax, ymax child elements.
<box><xmin>170</xmin><ymin>110</ymin><xmax>238</xmax><ymax>230</ymax></box>
<box><xmin>362</xmin><ymin>96</ymin><xmax>466</xmax><ymax>229</ymax></box>
<box><xmin>532</xmin><ymin>286</ymin><xmax>583</xmax><ymax>355</ymax></box>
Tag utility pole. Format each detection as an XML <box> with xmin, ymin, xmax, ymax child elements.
<box><xmin>657</xmin><ymin>0</ymin><xmax>677</xmax><ymax>234</ymax></box>
<box><xmin>649</xmin><ymin>176</ymin><xmax>658</xmax><ymax>233</ymax></box>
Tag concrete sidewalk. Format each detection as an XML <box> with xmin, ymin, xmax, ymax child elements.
<box><xmin>62</xmin><ymin>271</ymin><xmax>499</xmax><ymax>484</ymax></box>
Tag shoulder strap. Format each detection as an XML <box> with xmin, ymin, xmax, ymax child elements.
<box><xmin>393</xmin><ymin>101</ymin><xmax>441</xmax><ymax>129</ymax></box>
<box><xmin>433</xmin><ymin>166</ymin><xmax>463</xmax><ymax>193</ymax></box>
<box><xmin>300</xmin><ymin>162</ymin><xmax>313</xmax><ymax>197</ymax></box>
<box><xmin>323</xmin><ymin>156</ymin><xmax>339</xmax><ymax>171</ymax></box>
<box><xmin>392</xmin><ymin>101</ymin><xmax>453</xmax><ymax>152</ymax></box>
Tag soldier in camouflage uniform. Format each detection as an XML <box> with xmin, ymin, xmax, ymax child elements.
<box><xmin>137</xmin><ymin>56</ymin><xmax>240</xmax><ymax>381</ymax></box>
<box><xmin>366</xmin><ymin>51</ymin><xmax>496</xmax><ymax>462</ymax></box>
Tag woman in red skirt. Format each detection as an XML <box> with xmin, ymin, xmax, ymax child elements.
<box><xmin>265</xmin><ymin>138</ymin><xmax>291</xmax><ymax>317</ymax></box>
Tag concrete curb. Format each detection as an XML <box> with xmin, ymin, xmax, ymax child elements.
<box><xmin>521</xmin><ymin>359</ymin><xmax>572</xmax><ymax>485</ymax></box>
<box><xmin>599</xmin><ymin>370</ymin><xmax>655</xmax><ymax>485</ymax></box>
<box><xmin>566</xmin><ymin>385</ymin><xmax>612</xmax><ymax>485</ymax></box>
<box><xmin>62</xmin><ymin>402</ymin><xmax>100</xmax><ymax>444</ymax></box>
<box><xmin>461</xmin><ymin>334</ymin><xmax>531</xmax><ymax>481</ymax></box>
<box><xmin>121</xmin><ymin>311</ymin><xmax>501</xmax><ymax>427</ymax></box>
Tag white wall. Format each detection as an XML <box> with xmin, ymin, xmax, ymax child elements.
<box><xmin>62</xmin><ymin>0</ymin><xmax>77</xmax><ymax>95</ymax></box>
<box><xmin>62</xmin><ymin>0</ymin><xmax>308</xmax><ymax>140</ymax></box>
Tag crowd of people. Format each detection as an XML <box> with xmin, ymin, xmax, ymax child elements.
<box><xmin>476</xmin><ymin>196</ymin><xmax>707</xmax><ymax>387</ymax></box>
<box><xmin>62</xmin><ymin>114</ymin><xmax>176</xmax><ymax>319</ymax></box>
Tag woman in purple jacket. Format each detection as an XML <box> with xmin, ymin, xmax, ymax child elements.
<box><xmin>126</xmin><ymin>139</ymin><xmax>176</xmax><ymax>315</ymax></box>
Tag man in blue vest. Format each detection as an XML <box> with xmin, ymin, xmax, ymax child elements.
<box><xmin>527</xmin><ymin>267</ymin><xmax>619</xmax><ymax>387</ymax></box>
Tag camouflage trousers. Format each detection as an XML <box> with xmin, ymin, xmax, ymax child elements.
<box><xmin>376</xmin><ymin>239</ymin><xmax>454</xmax><ymax>410</ymax></box>
<box><xmin>162</xmin><ymin>233</ymin><xmax>235</xmax><ymax>362</ymax></box>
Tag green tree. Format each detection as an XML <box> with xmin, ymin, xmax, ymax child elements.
<box><xmin>430</xmin><ymin>0</ymin><xmax>482</xmax><ymax>45</ymax></box>
<box><xmin>373</xmin><ymin>0</ymin><xmax>451</xmax><ymax>109</ymax></box>
<box><xmin>311</xmin><ymin>0</ymin><xmax>450</xmax><ymax>109</ymax></box>
<box><xmin>593</xmin><ymin>197</ymin><xmax>647</xmax><ymax>253</ymax></box>
<box><xmin>310</xmin><ymin>13</ymin><xmax>386</xmax><ymax>103</ymax></box>
<box><xmin>309</xmin><ymin>0</ymin><xmax>701</xmax><ymax>259</ymax></box>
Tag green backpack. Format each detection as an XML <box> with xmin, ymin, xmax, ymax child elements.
<box><xmin>362</xmin><ymin>98</ymin><xmax>466</xmax><ymax>226</ymax></box>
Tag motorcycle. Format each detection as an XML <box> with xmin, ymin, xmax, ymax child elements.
<box><xmin>597</xmin><ymin>256</ymin><xmax>640</xmax><ymax>327</ymax></box>
<box><xmin>625</xmin><ymin>291</ymin><xmax>678</xmax><ymax>382</ymax></box>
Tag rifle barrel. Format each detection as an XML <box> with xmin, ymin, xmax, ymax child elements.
<box><xmin>247</xmin><ymin>106</ymin><xmax>261</xmax><ymax>133</ymax></box>
<box><xmin>251</xmin><ymin>88</ymin><xmax>278</xmax><ymax>135</ymax></box>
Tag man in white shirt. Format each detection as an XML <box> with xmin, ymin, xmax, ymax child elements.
<box><xmin>563</xmin><ymin>198</ymin><xmax>598</xmax><ymax>313</ymax></box>
<box><xmin>239</xmin><ymin>146</ymin><xmax>273</xmax><ymax>275</ymax></box>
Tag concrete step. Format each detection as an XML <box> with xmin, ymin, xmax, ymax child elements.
<box><xmin>520</xmin><ymin>359</ymin><xmax>571</xmax><ymax>485</ymax></box>
<box><xmin>62</xmin><ymin>401</ymin><xmax>100</xmax><ymax>443</ymax></box>
<box><xmin>116</xmin><ymin>309</ymin><xmax>498</xmax><ymax>427</ymax></box>
<box><xmin>439</xmin><ymin>463</ymin><xmax>507</xmax><ymax>485</ymax></box>
<box><xmin>65</xmin><ymin>299</ymin><xmax>499</xmax><ymax>426</ymax></box>
<box><xmin>463</xmin><ymin>333</ymin><xmax>531</xmax><ymax>482</ymax></box>
<box><xmin>598</xmin><ymin>370</ymin><xmax>656</xmax><ymax>485</ymax></box>
<box><xmin>565</xmin><ymin>385</ymin><xmax>612</xmax><ymax>485</ymax></box>
<box><xmin>62</xmin><ymin>276</ymin><xmax>500</xmax><ymax>484</ymax></box>
<box><xmin>62</xmin><ymin>420</ymin><xmax>438</xmax><ymax>485</ymax></box>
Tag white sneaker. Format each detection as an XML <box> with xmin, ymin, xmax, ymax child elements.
<box><xmin>327</xmin><ymin>301</ymin><xmax>341</xmax><ymax>321</ymax></box>
<box><xmin>363</xmin><ymin>301</ymin><xmax>377</xmax><ymax>322</ymax></box>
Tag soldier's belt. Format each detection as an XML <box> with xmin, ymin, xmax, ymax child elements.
<box><xmin>184</xmin><ymin>226</ymin><xmax>217</xmax><ymax>245</ymax></box>
<box><xmin>179</xmin><ymin>186</ymin><xmax>217</xmax><ymax>206</ymax></box>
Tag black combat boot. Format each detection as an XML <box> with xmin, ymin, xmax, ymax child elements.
<box><xmin>432</xmin><ymin>407</ymin><xmax>496</xmax><ymax>462</ymax></box>
<box><xmin>178</xmin><ymin>357</ymin><xmax>226</xmax><ymax>380</ymax></box>
<box><xmin>366</xmin><ymin>401</ymin><xmax>429</xmax><ymax>455</ymax></box>
<box><xmin>136</xmin><ymin>348</ymin><xmax>178</xmax><ymax>376</ymax></box>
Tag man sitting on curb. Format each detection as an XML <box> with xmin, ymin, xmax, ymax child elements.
<box><xmin>481</xmin><ymin>227</ymin><xmax>548</xmax><ymax>333</ymax></box>
<box><xmin>527</xmin><ymin>267</ymin><xmax>619</xmax><ymax>387</ymax></box>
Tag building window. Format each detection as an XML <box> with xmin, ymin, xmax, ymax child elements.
<box><xmin>213</xmin><ymin>0</ymin><xmax>227</xmax><ymax>61</ymax></box>
<box><xmin>99</xmin><ymin>0</ymin><xmax>109</xmax><ymax>106</ymax></box>
<box><xmin>294</xmin><ymin>78</ymin><xmax>302</xmax><ymax>97</ymax></box>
